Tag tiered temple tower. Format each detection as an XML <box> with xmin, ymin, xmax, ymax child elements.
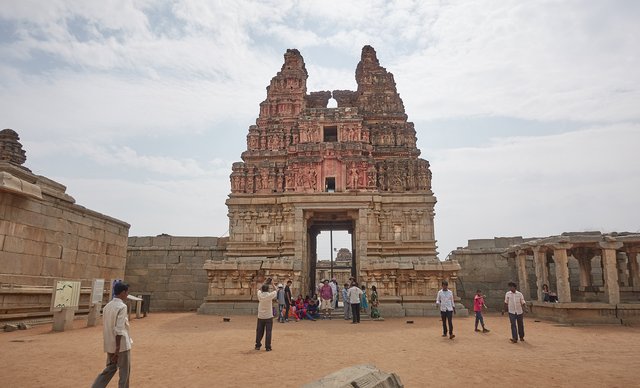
<box><xmin>200</xmin><ymin>46</ymin><xmax>463</xmax><ymax>316</ymax></box>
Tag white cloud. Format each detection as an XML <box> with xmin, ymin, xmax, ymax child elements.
<box><xmin>432</xmin><ymin>123</ymin><xmax>640</xmax><ymax>257</ymax></box>
<box><xmin>394</xmin><ymin>1</ymin><xmax>640</xmax><ymax>122</ymax></box>
<box><xmin>1</xmin><ymin>1</ymin><xmax>639</xmax><ymax>263</ymax></box>
<box><xmin>56</xmin><ymin>175</ymin><xmax>231</xmax><ymax>237</ymax></box>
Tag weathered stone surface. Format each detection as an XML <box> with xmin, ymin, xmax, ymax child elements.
<box><xmin>4</xmin><ymin>324</ymin><xmax>18</xmax><ymax>332</ymax></box>
<box><xmin>200</xmin><ymin>46</ymin><xmax>458</xmax><ymax>316</ymax></box>
<box><xmin>1</xmin><ymin>129</ymin><xmax>130</xmax><ymax>323</ymax></box>
<box><xmin>302</xmin><ymin>364</ymin><xmax>403</xmax><ymax>388</ymax></box>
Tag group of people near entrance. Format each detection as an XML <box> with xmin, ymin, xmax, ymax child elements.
<box><xmin>436</xmin><ymin>280</ymin><xmax>528</xmax><ymax>344</ymax></box>
<box><xmin>273</xmin><ymin>278</ymin><xmax>381</xmax><ymax>324</ymax></box>
<box><xmin>88</xmin><ymin>279</ymin><xmax>531</xmax><ymax>387</ymax></box>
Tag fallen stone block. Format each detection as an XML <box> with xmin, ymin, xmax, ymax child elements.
<box><xmin>302</xmin><ymin>364</ymin><xmax>403</xmax><ymax>388</ymax></box>
<box><xmin>4</xmin><ymin>324</ymin><xmax>18</xmax><ymax>332</ymax></box>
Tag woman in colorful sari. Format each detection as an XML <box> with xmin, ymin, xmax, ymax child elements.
<box><xmin>360</xmin><ymin>285</ymin><xmax>369</xmax><ymax>314</ymax></box>
<box><xmin>370</xmin><ymin>285</ymin><xmax>381</xmax><ymax>319</ymax></box>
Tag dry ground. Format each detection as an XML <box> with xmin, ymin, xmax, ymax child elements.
<box><xmin>1</xmin><ymin>312</ymin><xmax>638</xmax><ymax>388</ymax></box>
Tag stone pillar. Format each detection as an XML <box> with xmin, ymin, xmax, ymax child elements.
<box><xmin>599</xmin><ymin>241</ymin><xmax>623</xmax><ymax>304</ymax></box>
<box><xmin>516</xmin><ymin>250</ymin><xmax>530</xmax><ymax>300</ymax></box>
<box><xmin>52</xmin><ymin>307</ymin><xmax>75</xmax><ymax>332</ymax></box>
<box><xmin>616</xmin><ymin>252</ymin><xmax>628</xmax><ymax>286</ymax></box>
<box><xmin>295</xmin><ymin>208</ymin><xmax>306</xmax><ymax>292</ymax></box>
<box><xmin>533</xmin><ymin>247</ymin><xmax>549</xmax><ymax>302</ymax></box>
<box><xmin>357</xmin><ymin>208</ymin><xmax>368</xmax><ymax>277</ymax></box>
<box><xmin>87</xmin><ymin>302</ymin><xmax>101</xmax><ymax>327</ymax></box>
<box><xmin>552</xmin><ymin>244</ymin><xmax>573</xmax><ymax>303</ymax></box>
<box><xmin>572</xmin><ymin>248</ymin><xmax>594</xmax><ymax>290</ymax></box>
<box><xmin>626</xmin><ymin>249</ymin><xmax>640</xmax><ymax>288</ymax></box>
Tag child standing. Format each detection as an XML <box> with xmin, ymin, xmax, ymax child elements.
<box><xmin>474</xmin><ymin>289</ymin><xmax>490</xmax><ymax>333</ymax></box>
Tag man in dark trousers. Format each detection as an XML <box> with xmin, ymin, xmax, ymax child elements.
<box><xmin>503</xmin><ymin>281</ymin><xmax>527</xmax><ymax>343</ymax></box>
<box><xmin>436</xmin><ymin>280</ymin><xmax>456</xmax><ymax>339</ymax></box>
<box><xmin>255</xmin><ymin>278</ymin><xmax>277</xmax><ymax>351</ymax></box>
<box><xmin>92</xmin><ymin>282</ymin><xmax>132</xmax><ymax>388</ymax></box>
<box><xmin>283</xmin><ymin>280</ymin><xmax>293</xmax><ymax>322</ymax></box>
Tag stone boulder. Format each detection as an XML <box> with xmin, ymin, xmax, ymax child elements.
<box><xmin>302</xmin><ymin>364</ymin><xmax>403</xmax><ymax>388</ymax></box>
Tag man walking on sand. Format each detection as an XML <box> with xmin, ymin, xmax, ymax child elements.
<box><xmin>436</xmin><ymin>280</ymin><xmax>456</xmax><ymax>339</ymax></box>
<box><xmin>255</xmin><ymin>278</ymin><xmax>277</xmax><ymax>351</ymax></box>
<box><xmin>503</xmin><ymin>281</ymin><xmax>527</xmax><ymax>343</ymax></box>
<box><xmin>92</xmin><ymin>282</ymin><xmax>132</xmax><ymax>388</ymax></box>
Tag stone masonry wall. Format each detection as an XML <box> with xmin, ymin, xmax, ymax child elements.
<box><xmin>125</xmin><ymin>236</ymin><xmax>227</xmax><ymax>311</ymax></box>
<box><xmin>453</xmin><ymin>249</ymin><xmax>520</xmax><ymax>311</ymax></box>
<box><xmin>0</xmin><ymin>181</ymin><xmax>130</xmax><ymax>288</ymax></box>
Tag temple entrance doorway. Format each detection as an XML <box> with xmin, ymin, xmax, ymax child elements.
<box><xmin>307</xmin><ymin>211</ymin><xmax>356</xmax><ymax>296</ymax></box>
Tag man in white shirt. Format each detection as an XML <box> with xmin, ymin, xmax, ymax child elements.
<box><xmin>436</xmin><ymin>280</ymin><xmax>456</xmax><ymax>339</ymax></box>
<box><xmin>255</xmin><ymin>278</ymin><xmax>277</xmax><ymax>351</ymax></box>
<box><xmin>503</xmin><ymin>281</ymin><xmax>527</xmax><ymax>343</ymax></box>
<box><xmin>92</xmin><ymin>282</ymin><xmax>132</xmax><ymax>388</ymax></box>
<box><xmin>347</xmin><ymin>282</ymin><xmax>363</xmax><ymax>324</ymax></box>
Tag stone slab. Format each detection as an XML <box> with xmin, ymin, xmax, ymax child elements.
<box><xmin>302</xmin><ymin>364</ymin><xmax>403</xmax><ymax>388</ymax></box>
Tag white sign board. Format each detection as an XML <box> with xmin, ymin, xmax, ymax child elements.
<box><xmin>51</xmin><ymin>279</ymin><xmax>81</xmax><ymax>311</ymax></box>
<box><xmin>91</xmin><ymin>279</ymin><xmax>105</xmax><ymax>304</ymax></box>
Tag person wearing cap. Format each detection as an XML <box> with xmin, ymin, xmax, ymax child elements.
<box><xmin>92</xmin><ymin>282</ymin><xmax>132</xmax><ymax>388</ymax></box>
<box><xmin>276</xmin><ymin>283</ymin><xmax>286</xmax><ymax>323</ymax></box>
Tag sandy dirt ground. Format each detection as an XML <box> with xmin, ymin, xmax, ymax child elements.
<box><xmin>1</xmin><ymin>312</ymin><xmax>638</xmax><ymax>388</ymax></box>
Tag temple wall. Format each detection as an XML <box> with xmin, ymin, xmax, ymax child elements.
<box><xmin>0</xmin><ymin>181</ymin><xmax>130</xmax><ymax>288</ymax></box>
<box><xmin>1</xmin><ymin>159</ymin><xmax>129</xmax><ymax>321</ymax></box>
<box><xmin>125</xmin><ymin>236</ymin><xmax>227</xmax><ymax>311</ymax></box>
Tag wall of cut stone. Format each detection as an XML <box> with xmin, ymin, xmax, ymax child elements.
<box><xmin>125</xmin><ymin>236</ymin><xmax>227</xmax><ymax>311</ymax></box>
<box><xmin>453</xmin><ymin>249</ymin><xmax>521</xmax><ymax>310</ymax></box>
<box><xmin>0</xmin><ymin>183</ymin><xmax>130</xmax><ymax>288</ymax></box>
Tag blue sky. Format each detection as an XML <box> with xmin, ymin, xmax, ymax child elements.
<box><xmin>1</xmin><ymin>0</ymin><xmax>639</xmax><ymax>258</ymax></box>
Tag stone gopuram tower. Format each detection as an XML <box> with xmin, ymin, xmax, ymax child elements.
<box><xmin>200</xmin><ymin>46</ymin><xmax>463</xmax><ymax>316</ymax></box>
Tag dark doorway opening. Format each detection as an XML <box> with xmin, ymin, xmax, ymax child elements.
<box><xmin>325</xmin><ymin>177</ymin><xmax>336</xmax><ymax>192</ymax></box>
<box><xmin>307</xmin><ymin>216</ymin><xmax>355</xmax><ymax>296</ymax></box>
<box><xmin>323</xmin><ymin>126</ymin><xmax>338</xmax><ymax>142</ymax></box>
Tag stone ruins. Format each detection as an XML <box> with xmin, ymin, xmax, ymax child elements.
<box><xmin>454</xmin><ymin>232</ymin><xmax>640</xmax><ymax>324</ymax></box>
<box><xmin>0</xmin><ymin>129</ymin><xmax>130</xmax><ymax>321</ymax></box>
<box><xmin>199</xmin><ymin>46</ymin><xmax>463</xmax><ymax>317</ymax></box>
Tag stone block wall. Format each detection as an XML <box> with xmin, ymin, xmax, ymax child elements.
<box><xmin>453</xmin><ymin>248</ymin><xmax>521</xmax><ymax>310</ymax></box>
<box><xmin>125</xmin><ymin>236</ymin><xmax>227</xmax><ymax>311</ymax></box>
<box><xmin>0</xmin><ymin>172</ymin><xmax>130</xmax><ymax>288</ymax></box>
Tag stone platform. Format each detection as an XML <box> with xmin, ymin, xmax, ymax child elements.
<box><xmin>530</xmin><ymin>301</ymin><xmax>640</xmax><ymax>325</ymax></box>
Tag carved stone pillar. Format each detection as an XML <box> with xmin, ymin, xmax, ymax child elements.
<box><xmin>516</xmin><ymin>250</ymin><xmax>530</xmax><ymax>300</ymax></box>
<box><xmin>626</xmin><ymin>248</ymin><xmax>640</xmax><ymax>288</ymax></box>
<box><xmin>552</xmin><ymin>244</ymin><xmax>572</xmax><ymax>303</ymax></box>
<box><xmin>599</xmin><ymin>241</ymin><xmax>623</xmax><ymax>304</ymax></box>
<box><xmin>533</xmin><ymin>247</ymin><xmax>549</xmax><ymax>302</ymax></box>
<box><xmin>572</xmin><ymin>247</ymin><xmax>595</xmax><ymax>290</ymax></box>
